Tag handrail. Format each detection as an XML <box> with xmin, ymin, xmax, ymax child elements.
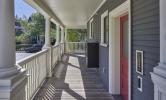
<box><xmin>52</xmin><ymin>43</ymin><xmax>60</xmax><ymax>48</ymax></box>
<box><xmin>17</xmin><ymin>49</ymin><xmax>48</xmax><ymax>65</ymax></box>
<box><xmin>65</xmin><ymin>42</ymin><xmax>86</xmax><ymax>43</ymax></box>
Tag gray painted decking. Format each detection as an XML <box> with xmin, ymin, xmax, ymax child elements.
<box><xmin>33</xmin><ymin>54</ymin><xmax>114</xmax><ymax>100</ymax></box>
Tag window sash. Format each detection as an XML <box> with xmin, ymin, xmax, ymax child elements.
<box><xmin>103</xmin><ymin>16</ymin><xmax>109</xmax><ymax>44</ymax></box>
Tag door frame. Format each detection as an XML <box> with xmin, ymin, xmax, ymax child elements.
<box><xmin>108</xmin><ymin>0</ymin><xmax>131</xmax><ymax>100</ymax></box>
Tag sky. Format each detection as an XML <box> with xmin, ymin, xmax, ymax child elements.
<box><xmin>15</xmin><ymin>0</ymin><xmax>36</xmax><ymax>18</ymax></box>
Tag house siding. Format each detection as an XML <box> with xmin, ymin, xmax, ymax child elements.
<box><xmin>131</xmin><ymin>0</ymin><xmax>160</xmax><ymax>100</ymax></box>
<box><xmin>87</xmin><ymin>0</ymin><xmax>159</xmax><ymax>99</ymax></box>
<box><xmin>87</xmin><ymin>0</ymin><xmax>126</xmax><ymax>91</ymax></box>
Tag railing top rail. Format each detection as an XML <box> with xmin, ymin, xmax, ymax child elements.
<box><xmin>65</xmin><ymin>42</ymin><xmax>87</xmax><ymax>43</ymax></box>
<box><xmin>52</xmin><ymin>44</ymin><xmax>60</xmax><ymax>48</ymax></box>
<box><xmin>17</xmin><ymin>49</ymin><xmax>48</xmax><ymax>65</ymax></box>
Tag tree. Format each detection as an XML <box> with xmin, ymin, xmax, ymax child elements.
<box><xmin>28</xmin><ymin>13</ymin><xmax>45</xmax><ymax>36</ymax></box>
<box><xmin>16</xmin><ymin>33</ymin><xmax>30</xmax><ymax>44</ymax></box>
<box><xmin>67</xmin><ymin>29</ymin><xmax>87</xmax><ymax>42</ymax></box>
<box><xmin>16</xmin><ymin>13</ymin><xmax>45</xmax><ymax>44</ymax></box>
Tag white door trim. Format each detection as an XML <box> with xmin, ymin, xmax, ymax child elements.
<box><xmin>108</xmin><ymin>0</ymin><xmax>131</xmax><ymax>100</ymax></box>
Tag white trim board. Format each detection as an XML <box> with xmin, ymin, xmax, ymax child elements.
<box><xmin>89</xmin><ymin>18</ymin><xmax>94</xmax><ymax>39</ymax></box>
<box><xmin>108</xmin><ymin>1</ymin><xmax>131</xmax><ymax>100</ymax></box>
<box><xmin>101</xmin><ymin>10</ymin><xmax>109</xmax><ymax>46</ymax></box>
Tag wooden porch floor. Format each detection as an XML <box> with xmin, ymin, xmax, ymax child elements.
<box><xmin>33</xmin><ymin>54</ymin><xmax>114</xmax><ymax>100</ymax></box>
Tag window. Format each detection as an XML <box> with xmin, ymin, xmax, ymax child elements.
<box><xmin>89</xmin><ymin>18</ymin><xmax>94</xmax><ymax>39</ymax></box>
<box><xmin>101</xmin><ymin>11</ymin><xmax>109</xmax><ymax>46</ymax></box>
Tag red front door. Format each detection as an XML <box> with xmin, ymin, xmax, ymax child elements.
<box><xmin>120</xmin><ymin>15</ymin><xmax>129</xmax><ymax>100</ymax></box>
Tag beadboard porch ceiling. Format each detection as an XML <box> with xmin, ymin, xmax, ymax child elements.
<box><xmin>34</xmin><ymin>0</ymin><xmax>105</xmax><ymax>29</ymax></box>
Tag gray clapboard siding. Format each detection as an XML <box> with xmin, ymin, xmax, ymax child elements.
<box><xmin>87</xmin><ymin>0</ymin><xmax>126</xmax><ymax>91</ymax></box>
<box><xmin>131</xmin><ymin>0</ymin><xmax>160</xmax><ymax>100</ymax></box>
<box><xmin>87</xmin><ymin>0</ymin><xmax>160</xmax><ymax>100</ymax></box>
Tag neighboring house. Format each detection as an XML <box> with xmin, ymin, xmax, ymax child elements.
<box><xmin>87</xmin><ymin>0</ymin><xmax>160</xmax><ymax>100</ymax></box>
<box><xmin>15</xmin><ymin>21</ymin><xmax>24</xmax><ymax>36</ymax></box>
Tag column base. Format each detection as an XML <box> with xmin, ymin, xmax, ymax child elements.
<box><xmin>151</xmin><ymin>63</ymin><xmax>166</xmax><ymax>100</ymax></box>
<box><xmin>0</xmin><ymin>66</ymin><xmax>21</xmax><ymax>78</ymax></box>
<box><xmin>0</xmin><ymin>66</ymin><xmax>27</xmax><ymax>100</ymax></box>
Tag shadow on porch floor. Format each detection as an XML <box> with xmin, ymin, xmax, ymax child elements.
<box><xmin>33</xmin><ymin>53</ymin><xmax>114</xmax><ymax>100</ymax></box>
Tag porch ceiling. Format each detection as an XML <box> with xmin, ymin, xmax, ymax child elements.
<box><xmin>40</xmin><ymin>0</ymin><xmax>104</xmax><ymax>29</ymax></box>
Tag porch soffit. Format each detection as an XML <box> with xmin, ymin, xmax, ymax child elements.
<box><xmin>39</xmin><ymin>0</ymin><xmax>104</xmax><ymax>29</ymax></box>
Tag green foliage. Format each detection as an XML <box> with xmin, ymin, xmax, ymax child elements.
<box><xmin>29</xmin><ymin>13</ymin><xmax>45</xmax><ymax>36</ymax></box>
<box><xmin>16</xmin><ymin>13</ymin><xmax>46</xmax><ymax>44</ymax></box>
<box><xmin>67</xmin><ymin>29</ymin><xmax>87</xmax><ymax>42</ymax></box>
<box><xmin>17</xmin><ymin>13</ymin><xmax>45</xmax><ymax>37</ymax></box>
<box><xmin>16</xmin><ymin>33</ymin><xmax>30</xmax><ymax>44</ymax></box>
<box><xmin>50</xmin><ymin>22</ymin><xmax>56</xmax><ymax>40</ymax></box>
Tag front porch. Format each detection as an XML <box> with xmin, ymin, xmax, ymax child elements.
<box><xmin>15</xmin><ymin>42</ymin><xmax>117</xmax><ymax>100</ymax></box>
<box><xmin>34</xmin><ymin>53</ymin><xmax>113</xmax><ymax>100</ymax></box>
<box><xmin>1</xmin><ymin>0</ymin><xmax>166</xmax><ymax>100</ymax></box>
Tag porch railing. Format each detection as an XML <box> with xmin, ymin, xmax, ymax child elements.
<box><xmin>64</xmin><ymin>42</ymin><xmax>86</xmax><ymax>54</ymax></box>
<box><xmin>16</xmin><ymin>42</ymin><xmax>86</xmax><ymax>100</ymax></box>
<box><xmin>17</xmin><ymin>49</ymin><xmax>48</xmax><ymax>100</ymax></box>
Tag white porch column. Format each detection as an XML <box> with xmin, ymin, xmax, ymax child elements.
<box><xmin>43</xmin><ymin>17</ymin><xmax>51</xmax><ymax>48</ymax></box>
<box><xmin>65</xmin><ymin>28</ymin><xmax>68</xmax><ymax>42</ymax></box>
<box><xmin>61</xmin><ymin>27</ymin><xmax>64</xmax><ymax>43</ymax></box>
<box><xmin>60</xmin><ymin>27</ymin><xmax>65</xmax><ymax>55</ymax></box>
<box><xmin>56</xmin><ymin>24</ymin><xmax>60</xmax><ymax>44</ymax></box>
<box><xmin>43</xmin><ymin>16</ymin><xmax>52</xmax><ymax>77</ymax></box>
<box><xmin>0</xmin><ymin>0</ymin><xmax>27</xmax><ymax>99</ymax></box>
<box><xmin>151</xmin><ymin>0</ymin><xmax>166</xmax><ymax>100</ymax></box>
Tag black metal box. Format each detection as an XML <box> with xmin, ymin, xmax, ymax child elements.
<box><xmin>87</xmin><ymin>40</ymin><xmax>99</xmax><ymax>68</ymax></box>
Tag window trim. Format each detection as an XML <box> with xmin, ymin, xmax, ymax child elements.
<box><xmin>89</xmin><ymin>18</ymin><xmax>94</xmax><ymax>39</ymax></box>
<box><xmin>101</xmin><ymin>10</ymin><xmax>109</xmax><ymax>47</ymax></box>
